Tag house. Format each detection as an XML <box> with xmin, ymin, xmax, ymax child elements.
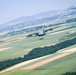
<box><xmin>38</xmin><ymin>30</ymin><xmax>45</xmax><ymax>36</ymax></box>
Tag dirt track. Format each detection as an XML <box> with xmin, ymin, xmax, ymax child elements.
<box><xmin>0</xmin><ymin>42</ymin><xmax>11</xmax><ymax>47</ymax></box>
<box><xmin>22</xmin><ymin>47</ymin><xmax>76</xmax><ymax>70</ymax></box>
<box><xmin>0</xmin><ymin>47</ymin><xmax>12</xmax><ymax>52</ymax></box>
<box><xmin>0</xmin><ymin>47</ymin><xmax>76</xmax><ymax>73</ymax></box>
<box><xmin>0</xmin><ymin>53</ymin><xmax>52</xmax><ymax>73</ymax></box>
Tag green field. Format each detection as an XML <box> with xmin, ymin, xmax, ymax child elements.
<box><xmin>0</xmin><ymin>20</ymin><xmax>76</xmax><ymax>75</ymax></box>
<box><xmin>0</xmin><ymin>22</ymin><xmax>76</xmax><ymax>61</ymax></box>
<box><xmin>1</xmin><ymin>52</ymin><xmax>76</xmax><ymax>75</ymax></box>
<box><xmin>35</xmin><ymin>53</ymin><xmax>76</xmax><ymax>75</ymax></box>
<box><xmin>14</xmin><ymin>44</ymin><xmax>76</xmax><ymax>69</ymax></box>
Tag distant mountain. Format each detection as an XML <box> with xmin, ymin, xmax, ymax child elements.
<box><xmin>66</xmin><ymin>6</ymin><xmax>76</xmax><ymax>10</ymax></box>
<box><xmin>4</xmin><ymin>10</ymin><xmax>61</xmax><ymax>25</ymax></box>
<box><xmin>0</xmin><ymin>6</ymin><xmax>76</xmax><ymax>34</ymax></box>
<box><xmin>0</xmin><ymin>13</ymin><xmax>61</xmax><ymax>33</ymax></box>
<box><xmin>59</xmin><ymin>6</ymin><xmax>76</xmax><ymax>18</ymax></box>
<box><xmin>0</xmin><ymin>10</ymin><xmax>61</xmax><ymax>32</ymax></box>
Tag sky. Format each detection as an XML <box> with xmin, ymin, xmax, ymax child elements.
<box><xmin>0</xmin><ymin>0</ymin><xmax>76</xmax><ymax>24</ymax></box>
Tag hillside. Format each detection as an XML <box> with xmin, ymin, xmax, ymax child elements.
<box><xmin>0</xmin><ymin>6</ymin><xmax>76</xmax><ymax>75</ymax></box>
<box><xmin>0</xmin><ymin>6</ymin><xmax>76</xmax><ymax>35</ymax></box>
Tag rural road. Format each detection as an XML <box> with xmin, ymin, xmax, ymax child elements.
<box><xmin>22</xmin><ymin>48</ymin><xmax>76</xmax><ymax>70</ymax></box>
<box><xmin>0</xmin><ymin>47</ymin><xmax>76</xmax><ymax>73</ymax></box>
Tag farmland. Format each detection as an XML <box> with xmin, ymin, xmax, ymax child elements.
<box><xmin>0</xmin><ymin>22</ymin><xmax>76</xmax><ymax>61</ymax></box>
<box><xmin>0</xmin><ymin>47</ymin><xmax>76</xmax><ymax>75</ymax></box>
<box><xmin>0</xmin><ymin>21</ymin><xmax>76</xmax><ymax>75</ymax></box>
<box><xmin>1</xmin><ymin>1</ymin><xmax>76</xmax><ymax>75</ymax></box>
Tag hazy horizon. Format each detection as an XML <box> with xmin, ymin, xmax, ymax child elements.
<box><xmin>0</xmin><ymin>0</ymin><xmax>76</xmax><ymax>24</ymax></box>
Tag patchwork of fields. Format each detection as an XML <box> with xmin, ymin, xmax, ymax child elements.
<box><xmin>0</xmin><ymin>47</ymin><xmax>76</xmax><ymax>75</ymax></box>
<box><xmin>0</xmin><ymin>22</ymin><xmax>76</xmax><ymax>75</ymax></box>
<box><xmin>0</xmin><ymin>22</ymin><xmax>76</xmax><ymax>61</ymax></box>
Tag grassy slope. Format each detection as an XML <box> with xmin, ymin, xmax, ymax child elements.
<box><xmin>0</xmin><ymin>28</ymin><xmax>66</xmax><ymax>61</ymax></box>
<box><xmin>35</xmin><ymin>53</ymin><xmax>76</xmax><ymax>75</ymax></box>
<box><xmin>13</xmin><ymin>44</ymin><xmax>76</xmax><ymax>69</ymax></box>
<box><xmin>0</xmin><ymin>22</ymin><xmax>76</xmax><ymax>61</ymax></box>
<box><xmin>0</xmin><ymin>21</ymin><xmax>76</xmax><ymax>75</ymax></box>
<box><xmin>1</xmin><ymin>52</ymin><xmax>76</xmax><ymax>75</ymax></box>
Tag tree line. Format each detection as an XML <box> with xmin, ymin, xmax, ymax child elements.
<box><xmin>62</xmin><ymin>72</ymin><xmax>76</xmax><ymax>75</ymax></box>
<box><xmin>0</xmin><ymin>37</ymin><xmax>76</xmax><ymax>71</ymax></box>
